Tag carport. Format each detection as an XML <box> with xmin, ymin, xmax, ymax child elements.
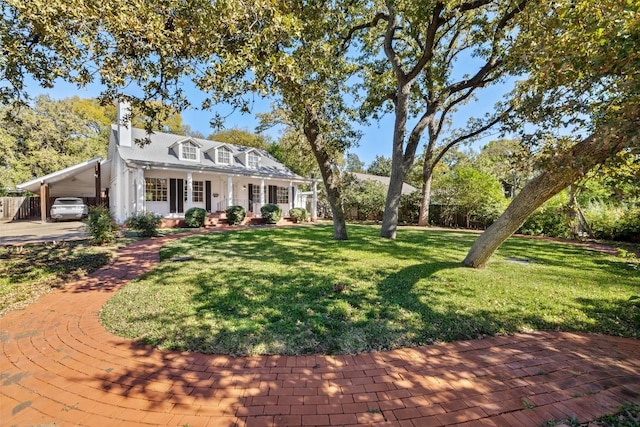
<box><xmin>17</xmin><ymin>157</ymin><xmax>110</xmax><ymax>223</ymax></box>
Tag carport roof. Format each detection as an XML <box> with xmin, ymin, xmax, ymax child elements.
<box><xmin>17</xmin><ymin>157</ymin><xmax>105</xmax><ymax>193</ymax></box>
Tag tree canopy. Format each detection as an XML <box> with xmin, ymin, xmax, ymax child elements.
<box><xmin>366</xmin><ymin>155</ymin><xmax>392</xmax><ymax>177</ymax></box>
<box><xmin>347</xmin><ymin>0</ymin><xmax>530</xmax><ymax>237</ymax></box>
<box><xmin>208</xmin><ymin>128</ymin><xmax>271</xmax><ymax>150</ymax></box>
<box><xmin>266</xmin><ymin>128</ymin><xmax>318</xmax><ymax>178</ymax></box>
<box><xmin>2</xmin><ymin>0</ymin><xmax>637</xmax><ymax>265</ymax></box>
<box><xmin>0</xmin><ymin>95</ymin><xmax>112</xmax><ymax>191</ymax></box>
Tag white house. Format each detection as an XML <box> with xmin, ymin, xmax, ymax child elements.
<box><xmin>18</xmin><ymin>102</ymin><xmax>318</xmax><ymax>223</ymax></box>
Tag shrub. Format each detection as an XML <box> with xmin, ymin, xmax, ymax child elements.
<box><xmin>618</xmin><ymin>207</ymin><xmax>640</xmax><ymax>242</ymax></box>
<box><xmin>184</xmin><ymin>207</ymin><xmax>207</xmax><ymax>228</ymax></box>
<box><xmin>583</xmin><ymin>202</ymin><xmax>640</xmax><ymax>242</ymax></box>
<box><xmin>399</xmin><ymin>191</ymin><xmax>421</xmax><ymax>224</ymax></box>
<box><xmin>85</xmin><ymin>205</ymin><xmax>118</xmax><ymax>244</ymax></box>
<box><xmin>342</xmin><ymin>176</ymin><xmax>386</xmax><ymax>221</ymax></box>
<box><xmin>434</xmin><ymin>167</ymin><xmax>507</xmax><ymax>228</ymax></box>
<box><xmin>261</xmin><ymin>203</ymin><xmax>282</xmax><ymax>224</ymax></box>
<box><xmin>226</xmin><ymin>205</ymin><xmax>246</xmax><ymax>225</ymax></box>
<box><xmin>125</xmin><ymin>212</ymin><xmax>163</xmax><ymax>237</ymax></box>
<box><xmin>518</xmin><ymin>193</ymin><xmax>571</xmax><ymax>238</ymax></box>
<box><xmin>289</xmin><ymin>208</ymin><xmax>308</xmax><ymax>223</ymax></box>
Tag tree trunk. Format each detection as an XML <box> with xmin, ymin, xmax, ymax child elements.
<box><xmin>380</xmin><ymin>163</ymin><xmax>407</xmax><ymax>239</ymax></box>
<box><xmin>567</xmin><ymin>185</ymin><xmax>579</xmax><ymax>238</ymax></box>
<box><xmin>327</xmin><ymin>186</ymin><xmax>348</xmax><ymax>240</ymax></box>
<box><xmin>381</xmin><ymin>84</ymin><xmax>429</xmax><ymax>238</ymax></box>
<box><xmin>463</xmin><ymin>132</ymin><xmax>629</xmax><ymax>268</ymax></box>
<box><xmin>418</xmin><ymin>164</ymin><xmax>434</xmax><ymax>226</ymax></box>
<box><xmin>380</xmin><ymin>86</ymin><xmax>411</xmax><ymax>239</ymax></box>
<box><xmin>304</xmin><ymin>108</ymin><xmax>348</xmax><ymax>240</ymax></box>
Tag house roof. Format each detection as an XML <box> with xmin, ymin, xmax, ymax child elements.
<box><xmin>17</xmin><ymin>157</ymin><xmax>108</xmax><ymax>193</ymax></box>
<box><xmin>115</xmin><ymin>127</ymin><xmax>307</xmax><ymax>181</ymax></box>
<box><xmin>351</xmin><ymin>172</ymin><xmax>418</xmax><ymax>195</ymax></box>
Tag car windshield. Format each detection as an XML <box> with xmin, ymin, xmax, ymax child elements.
<box><xmin>54</xmin><ymin>199</ymin><xmax>83</xmax><ymax>205</ymax></box>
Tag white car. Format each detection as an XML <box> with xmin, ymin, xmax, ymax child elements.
<box><xmin>50</xmin><ymin>197</ymin><xmax>89</xmax><ymax>221</ymax></box>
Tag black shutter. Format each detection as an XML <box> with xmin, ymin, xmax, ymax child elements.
<box><xmin>248</xmin><ymin>184</ymin><xmax>254</xmax><ymax>211</ymax></box>
<box><xmin>169</xmin><ymin>178</ymin><xmax>177</xmax><ymax>213</ymax></box>
<box><xmin>205</xmin><ymin>180</ymin><xmax>212</xmax><ymax>212</ymax></box>
<box><xmin>291</xmin><ymin>187</ymin><xmax>295</xmax><ymax>208</ymax></box>
<box><xmin>177</xmin><ymin>179</ymin><xmax>184</xmax><ymax>213</ymax></box>
<box><xmin>268</xmin><ymin>185</ymin><xmax>277</xmax><ymax>204</ymax></box>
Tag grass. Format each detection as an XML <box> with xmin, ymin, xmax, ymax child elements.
<box><xmin>542</xmin><ymin>402</ymin><xmax>640</xmax><ymax>426</ymax></box>
<box><xmin>0</xmin><ymin>241</ymin><xmax>118</xmax><ymax>315</ymax></box>
<box><xmin>0</xmin><ymin>227</ymin><xmax>188</xmax><ymax>316</ymax></box>
<box><xmin>99</xmin><ymin>224</ymin><xmax>640</xmax><ymax>355</ymax></box>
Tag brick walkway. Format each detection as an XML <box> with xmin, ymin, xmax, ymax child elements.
<box><xmin>1</xmin><ymin>233</ymin><xmax>639</xmax><ymax>426</ymax></box>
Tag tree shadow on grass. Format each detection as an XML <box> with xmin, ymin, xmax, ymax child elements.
<box><xmin>373</xmin><ymin>261</ymin><xmax>537</xmax><ymax>344</ymax></box>
<box><xmin>573</xmin><ymin>296</ymin><xmax>640</xmax><ymax>338</ymax></box>
<box><xmin>103</xmin><ymin>258</ymin><xmax>470</xmax><ymax>356</ymax></box>
<box><xmin>497</xmin><ymin>235</ymin><xmax>638</xmax><ymax>277</ymax></box>
<box><xmin>155</xmin><ymin>225</ymin><xmax>478</xmax><ymax>288</ymax></box>
<box><xmin>102</xmin><ymin>224</ymin><xmax>640</xmax><ymax>359</ymax></box>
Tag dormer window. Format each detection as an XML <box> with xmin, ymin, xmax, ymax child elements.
<box><xmin>217</xmin><ymin>147</ymin><xmax>231</xmax><ymax>164</ymax></box>
<box><xmin>248</xmin><ymin>151</ymin><xmax>260</xmax><ymax>169</ymax></box>
<box><xmin>180</xmin><ymin>141</ymin><xmax>199</xmax><ymax>161</ymax></box>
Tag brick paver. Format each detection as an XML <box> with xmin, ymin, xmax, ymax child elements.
<box><xmin>1</xmin><ymin>231</ymin><xmax>639</xmax><ymax>426</ymax></box>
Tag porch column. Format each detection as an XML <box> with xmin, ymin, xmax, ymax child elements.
<box><xmin>258</xmin><ymin>179</ymin><xmax>265</xmax><ymax>217</ymax></box>
<box><xmin>186</xmin><ymin>172</ymin><xmax>193</xmax><ymax>211</ymax></box>
<box><xmin>227</xmin><ymin>175</ymin><xmax>233</xmax><ymax>208</ymax></box>
<box><xmin>288</xmin><ymin>180</ymin><xmax>293</xmax><ymax>211</ymax></box>
<box><xmin>94</xmin><ymin>161</ymin><xmax>101</xmax><ymax>204</ymax></box>
<box><xmin>311</xmin><ymin>180</ymin><xmax>318</xmax><ymax>221</ymax></box>
<box><xmin>123</xmin><ymin>168</ymin><xmax>130</xmax><ymax>219</ymax></box>
<box><xmin>114</xmin><ymin>157</ymin><xmax>127</xmax><ymax>223</ymax></box>
<box><xmin>40</xmin><ymin>181</ymin><xmax>49</xmax><ymax>223</ymax></box>
<box><xmin>136</xmin><ymin>167</ymin><xmax>145</xmax><ymax>213</ymax></box>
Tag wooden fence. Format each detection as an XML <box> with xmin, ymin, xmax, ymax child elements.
<box><xmin>0</xmin><ymin>197</ymin><xmax>40</xmax><ymax>221</ymax></box>
<box><xmin>0</xmin><ymin>197</ymin><xmax>108</xmax><ymax>221</ymax></box>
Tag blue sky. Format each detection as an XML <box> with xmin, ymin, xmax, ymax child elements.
<box><xmin>27</xmin><ymin>74</ymin><xmax>510</xmax><ymax>166</ymax></box>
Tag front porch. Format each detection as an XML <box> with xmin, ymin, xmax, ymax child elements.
<box><xmin>115</xmin><ymin>166</ymin><xmax>318</xmax><ymax>224</ymax></box>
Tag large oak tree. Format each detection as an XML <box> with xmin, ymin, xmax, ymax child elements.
<box><xmin>463</xmin><ymin>0</ymin><xmax>640</xmax><ymax>267</ymax></box>
<box><xmin>351</xmin><ymin>0</ymin><xmax>529</xmax><ymax>238</ymax></box>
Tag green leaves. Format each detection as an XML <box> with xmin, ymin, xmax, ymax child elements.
<box><xmin>507</xmin><ymin>0</ymin><xmax>640</xmax><ymax>142</ymax></box>
<box><xmin>0</xmin><ymin>96</ymin><xmax>112</xmax><ymax>189</ymax></box>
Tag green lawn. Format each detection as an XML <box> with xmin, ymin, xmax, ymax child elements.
<box><xmin>100</xmin><ymin>224</ymin><xmax>640</xmax><ymax>355</ymax></box>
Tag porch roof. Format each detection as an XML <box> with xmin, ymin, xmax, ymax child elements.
<box><xmin>126</xmin><ymin>159</ymin><xmax>313</xmax><ymax>183</ymax></box>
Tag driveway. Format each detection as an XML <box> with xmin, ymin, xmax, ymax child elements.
<box><xmin>0</xmin><ymin>219</ymin><xmax>88</xmax><ymax>245</ymax></box>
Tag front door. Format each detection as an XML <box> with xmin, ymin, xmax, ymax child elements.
<box><xmin>248</xmin><ymin>183</ymin><xmax>261</xmax><ymax>212</ymax></box>
<box><xmin>169</xmin><ymin>178</ymin><xmax>184</xmax><ymax>213</ymax></box>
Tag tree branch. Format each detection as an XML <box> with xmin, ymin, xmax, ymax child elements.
<box><xmin>383</xmin><ymin>2</ymin><xmax>407</xmax><ymax>82</ymax></box>
<box><xmin>455</xmin><ymin>0</ymin><xmax>493</xmax><ymax>13</ymax></box>
<box><xmin>341</xmin><ymin>11</ymin><xmax>388</xmax><ymax>51</ymax></box>
<box><xmin>443</xmin><ymin>0</ymin><xmax>529</xmax><ymax>96</ymax></box>
<box><xmin>406</xmin><ymin>2</ymin><xmax>445</xmax><ymax>82</ymax></box>
<box><xmin>403</xmin><ymin>105</ymin><xmax>438</xmax><ymax>167</ymax></box>
<box><xmin>432</xmin><ymin>105</ymin><xmax>514</xmax><ymax>168</ymax></box>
